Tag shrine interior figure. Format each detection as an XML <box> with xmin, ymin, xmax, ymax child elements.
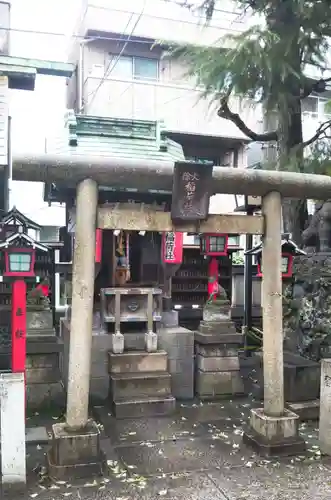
<box><xmin>114</xmin><ymin>230</ymin><xmax>130</xmax><ymax>286</ymax></box>
<box><xmin>93</xmin><ymin>229</ymin><xmax>162</xmax><ymax>301</ymax></box>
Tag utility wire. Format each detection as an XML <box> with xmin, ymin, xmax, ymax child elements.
<box><xmin>1</xmin><ymin>5</ymin><xmax>245</xmax><ymax>45</ymax></box>
<box><xmin>84</xmin><ymin>2</ymin><xmax>147</xmax><ymax>111</ymax></box>
<box><xmin>80</xmin><ymin>10</ymin><xmax>136</xmax><ymax>110</ymax></box>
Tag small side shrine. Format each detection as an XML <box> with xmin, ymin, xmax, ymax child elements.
<box><xmin>245</xmin><ymin>233</ymin><xmax>306</xmax><ymax>279</ymax></box>
<box><xmin>0</xmin><ymin>207</ymin><xmax>64</xmax><ymax>410</ymax></box>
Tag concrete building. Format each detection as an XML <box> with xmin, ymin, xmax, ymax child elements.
<box><xmin>67</xmin><ymin>0</ymin><xmax>331</xmax><ymax>222</ymax></box>
<box><xmin>66</xmin><ymin>0</ymin><xmax>261</xmax><ymax>218</ymax></box>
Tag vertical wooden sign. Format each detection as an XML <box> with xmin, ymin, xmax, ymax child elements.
<box><xmin>171</xmin><ymin>161</ymin><xmax>213</xmax><ymax>222</ymax></box>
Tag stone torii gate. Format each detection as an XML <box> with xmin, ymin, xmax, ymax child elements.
<box><xmin>12</xmin><ymin>153</ymin><xmax>331</xmax><ymax>473</ymax></box>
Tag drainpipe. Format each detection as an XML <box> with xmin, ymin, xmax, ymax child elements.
<box><xmin>77</xmin><ymin>42</ymin><xmax>84</xmax><ymax>113</ymax></box>
<box><xmin>77</xmin><ymin>38</ymin><xmax>99</xmax><ymax>114</ymax></box>
<box><xmin>4</xmin><ymin>114</ymin><xmax>12</xmax><ymax>212</ymax></box>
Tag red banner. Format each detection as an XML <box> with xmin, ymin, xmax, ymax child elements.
<box><xmin>11</xmin><ymin>280</ymin><xmax>27</xmax><ymax>373</ymax></box>
<box><xmin>162</xmin><ymin>232</ymin><xmax>183</xmax><ymax>264</ymax></box>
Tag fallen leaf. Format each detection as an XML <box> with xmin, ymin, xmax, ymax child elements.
<box><xmin>83</xmin><ymin>480</ymin><xmax>98</xmax><ymax>487</ymax></box>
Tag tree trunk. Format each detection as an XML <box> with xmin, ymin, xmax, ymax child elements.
<box><xmin>277</xmin><ymin>98</ymin><xmax>308</xmax><ymax>244</ymax></box>
<box><xmin>270</xmin><ymin>3</ymin><xmax>308</xmax><ymax>245</ymax></box>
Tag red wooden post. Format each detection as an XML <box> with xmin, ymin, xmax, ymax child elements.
<box><xmin>95</xmin><ymin>229</ymin><xmax>102</xmax><ymax>263</ymax></box>
<box><xmin>208</xmin><ymin>257</ymin><xmax>219</xmax><ymax>299</ymax></box>
<box><xmin>11</xmin><ymin>280</ymin><xmax>27</xmax><ymax>374</ymax></box>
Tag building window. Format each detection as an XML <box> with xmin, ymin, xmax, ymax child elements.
<box><xmin>302</xmin><ymin>96</ymin><xmax>328</xmax><ymax>117</ymax></box>
<box><xmin>185</xmin><ymin>155</ymin><xmax>222</xmax><ymax>165</ymax></box>
<box><xmin>109</xmin><ymin>55</ymin><xmax>158</xmax><ymax>81</ymax></box>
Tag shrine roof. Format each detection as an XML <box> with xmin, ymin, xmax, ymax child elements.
<box><xmin>245</xmin><ymin>234</ymin><xmax>306</xmax><ymax>256</ymax></box>
<box><xmin>1</xmin><ymin>206</ymin><xmax>41</xmax><ymax>230</ymax></box>
<box><xmin>45</xmin><ymin>112</ymin><xmax>185</xmax><ymax>164</ymax></box>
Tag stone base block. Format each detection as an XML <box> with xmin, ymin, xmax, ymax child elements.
<box><xmin>110</xmin><ymin>371</ymin><xmax>171</xmax><ymax>400</ymax></box>
<box><xmin>108</xmin><ymin>351</ymin><xmax>168</xmax><ymax>374</ymax></box>
<box><xmin>47</xmin><ymin>420</ymin><xmax>104</xmax><ymax>480</ymax></box>
<box><xmin>196</xmin><ymin>344</ymin><xmax>240</xmax><ymax>357</ymax></box>
<box><xmin>287</xmin><ymin>400</ymin><xmax>320</xmax><ymax>421</ymax></box>
<box><xmin>26</xmin><ymin>381</ymin><xmax>64</xmax><ymax>411</ymax></box>
<box><xmin>284</xmin><ymin>353</ymin><xmax>320</xmax><ymax>402</ymax></box>
<box><xmin>26</xmin><ymin>426</ymin><xmax>49</xmax><ymax>445</ymax></box>
<box><xmin>158</xmin><ymin>325</ymin><xmax>194</xmax><ymax>400</ymax></box>
<box><xmin>195</xmin><ymin>331</ymin><xmax>244</xmax><ymax>345</ymax></box>
<box><xmin>113</xmin><ymin>395</ymin><xmax>176</xmax><ymax>418</ymax></box>
<box><xmin>195</xmin><ymin>370</ymin><xmax>244</xmax><ymax>400</ymax></box>
<box><xmin>198</xmin><ymin>320</ymin><xmax>236</xmax><ymax>335</ymax></box>
<box><xmin>243</xmin><ymin>408</ymin><xmax>305</xmax><ymax>457</ymax></box>
<box><xmin>197</xmin><ymin>355</ymin><xmax>239</xmax><ymax>372</ymax></box>
<box><xmin>243</xmin><ymin>430</ymin><xmax>306</xmax><ymax>457</ymax></box>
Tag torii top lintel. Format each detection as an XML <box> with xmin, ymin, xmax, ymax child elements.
<box><xmin>12</xmin><ymin>153</ymin><xmax>331</xmax><ymax>200</ymax></box>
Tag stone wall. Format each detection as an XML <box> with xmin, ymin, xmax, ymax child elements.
<box><xmin>60</xmin><ymin>318</ymin><xmax>112</xmax><ymax>403</ymax></box>
<box><xmin>283</xmin><ymin>253</ymin><xmax>331</xmax><ymax>360</ymax></box>
<box><xmin>26</xmin><ymin>343</ymin><xmax>64</xmax><ymax>411</ymax></box>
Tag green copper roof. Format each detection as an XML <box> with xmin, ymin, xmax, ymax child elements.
<box><xmin>46</xmin><ymin>112</ymin><xmax>185</xmax><ymax>162</ymax></box>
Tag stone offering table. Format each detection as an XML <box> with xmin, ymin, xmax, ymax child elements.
<box><xmin>100</xmin><ymin>287</ymin><xmax>175</xmax><ymax>418</ymax></box>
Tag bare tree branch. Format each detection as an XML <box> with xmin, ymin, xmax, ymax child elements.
<box><xmin>217</xmin><ymin>97</ymin><xmax>278</xmax><ymax>142</ymax></box>
<box><xmin>301</xmin><ymin>119</ymin><xmax>331</xmax><ymax>149</ymax></box>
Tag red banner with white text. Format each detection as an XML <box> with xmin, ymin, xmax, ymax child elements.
<box><xmin>162</xmin><ymin>232</ymin><xmax>184</xmax><ymax>264</ymax></box>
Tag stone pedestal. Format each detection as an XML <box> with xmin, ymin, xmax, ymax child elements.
<box><xmin>319</xmin><ymin>359</ymin><xmax>331</xmax><ymax>455</ymax></box>
<box><xmin>243</xmin><ymin>408</ymin><xmax>306</xmax><ymax>456</ymax></box>
<box><xmin>0</xmin><ymin>373</ymin><xmax>26</xmax><ymax>487</ymax></box>
<box><xmin>47</xmin><ymin>420</ymin><xmax>104</xmax><ymax>480</ymax></box>
<box><xmin>254</xmin><ymin>352</ymin><xmax>320</xmax><ymax>420</ymax></box>
<box><xmin>108</xmin><ymin>350</ymin><xmax>175</xmax><ymax>418</ymax></box>
<box><xmin>159</xmin><ymin>310</ymin><xmax>194</xmax><ymax>400</ymax></box>
<box><xmin>195</xmin><ymin>292</ymin><xmax>244</xmax><ymax>400</ymax></box>
<box><xmin>27</xmin><ymin>308</ymin><xmax>55</xmax><ymax>338</ymax></box>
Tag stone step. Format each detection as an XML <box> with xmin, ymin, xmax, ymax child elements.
<box><xmin>110</xmin><ymin>371</ymin><xmax>171</xmax><ymax>400</ymax></box>
<box><xmin>113</xmin><ymin>395</ymin><xmax>176</xmax><ymax>418</ymax></box>
<box><xmin>108</xmin><ymin>351</ymin><xmax>168</xmax><ymax>374</ymax></box>
<box><xmin>195</xmin><ymin>370</ymin><xmax>245</xmax><ymax>400</ymax></box>
<box><xmin>27</xmin><ymin>328</ymin><xmax>57</xmax><ymax>338</ymax></box>
<box><xmin>198</xmin><ymin>321</ymin><xmax>237</xmax><ymax>335</ymax></box>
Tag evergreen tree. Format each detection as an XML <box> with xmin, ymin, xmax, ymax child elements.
<box><xmin>170</xmin><ymin>0</ymin><xmax>331</xmax><ymax>243</ymax></box>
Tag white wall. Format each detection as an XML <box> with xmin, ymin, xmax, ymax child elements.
<box><xmin>8</xmin><ymin>0</ymin><xmax>80</xmax><ymax>226</ymax></box>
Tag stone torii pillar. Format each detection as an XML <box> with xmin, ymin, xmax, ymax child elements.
<box><xmin>243</xmin><ymin>191</ymin><xmax>305</xmax><ymax>456</ymax></box>
<box><xmin>47</xmin><ymin>178</ymin><xmax>104</xmax><ymax>479</ymax></box>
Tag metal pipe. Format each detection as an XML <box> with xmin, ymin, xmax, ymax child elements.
<box><xmin>77</xmin><ymin>42</ymin><xmax>84</xmax><ymax>113</ymax></box>
<box><xmin>4</xmin><ymin>114</ymin><xmax>12</xmax><ymax>212</ymax></box>
<box><xmin>12</xmin><ymin>153</ymin><xmax>331</xmax><ymax>199</ymax></box>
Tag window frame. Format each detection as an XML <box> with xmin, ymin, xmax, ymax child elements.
<box><xmin>108</xmin><ymin>54</ymin><xmax>159</xmax><ymax>81</ymax></box>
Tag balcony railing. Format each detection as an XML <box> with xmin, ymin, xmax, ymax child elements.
<box><xmin>83</xmin><ymin>76</ymin><xmax>255</xmax><ymax>140</ymax></box>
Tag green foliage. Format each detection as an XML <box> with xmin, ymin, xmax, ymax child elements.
<box><xmin>232</xmin><ymin>252</ymin><xmax>244</xmax><ymax>265</ymax></box>
<box><xmin>168</xmin><ymin>1</ymin><xmax>331</xmax><ymax>112</ymax></box>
